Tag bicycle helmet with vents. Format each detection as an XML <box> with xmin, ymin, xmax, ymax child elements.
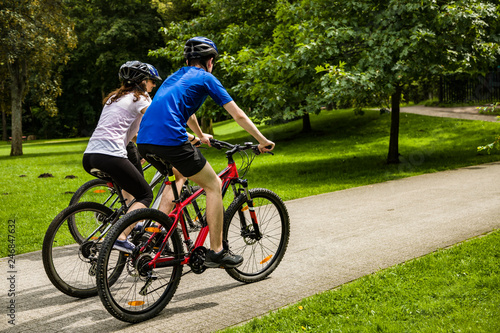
<box><xmin>119</xmin><ymin>61</ymin><xmax>151</xmax><ymax>83</ymax></box>
<box><xmin>184</xmin><ymin>37</ymin><xmax>219</xmax><ymax>60</ymax></box>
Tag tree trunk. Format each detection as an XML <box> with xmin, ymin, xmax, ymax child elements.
<box><xmin>387</xmin><ymin>85</ymin><xmax>402</xmax><ymax>164</ymax></box>
<box><xmin>302</xmin><ymin>113</ymin><xmax>312</xmax><ymax>133</ymax></box>
<box><xmin>1</xmin><ymin>99</ymin><xmax>7</xmax><ymax>142</ymax></box>
<box><xmin>8</xmin><ymin>59</ymin><xmax>28</xmax><ymax>156</ymax></box>
<box><xmin>201</xmin><ymin>116</ymin><xmax>214</xmax><ymax>135</ymax></box>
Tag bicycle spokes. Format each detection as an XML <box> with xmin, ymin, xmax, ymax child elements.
<box><xmin>223</xmin><ymin>189</ymin><xmax>289</xmax><ymax>283</ymax></box>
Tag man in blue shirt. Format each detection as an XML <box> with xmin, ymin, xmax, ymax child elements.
<box><xmin>137</xmin><ymin>37</ymin><xmax>274</xmax><ymax>268</ymax></box>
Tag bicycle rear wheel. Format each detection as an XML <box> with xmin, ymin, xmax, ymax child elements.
<box><xmin>96</xmin><ymin>208</ymin><xmax>183</xmax><ymax>323</ymax></box>
<box><xmin>69</xmin><ymin>178</ymin><xmax>118</xmax><ymax>208</ymax></box>
<box><xmin>42</xmin><ymin>202</ymin><xmax>125</xmax><ymax>298</ymax></box>
<box><xmin>223</xmin><ymin>188</ymin><xmax>290</xmax><ymax>283</ymax></box>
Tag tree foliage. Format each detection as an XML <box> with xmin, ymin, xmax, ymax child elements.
<box><xmin>309</xmin><ymin>0</ymin><xmax>500</xmax><ymax>162</ymax></box>
<box><xmin>54</xmin><ymin>0</ymin><xmax>169</xmax><ymax>138</ymax></box>
<box><xmin>150</xmin><ymin>0</ymin><xmax>499</xmax><ymax>144</ymax></box>
<box><xmin>2</xmin><ymin>0</ymin><xmax>499</xmax><ymax>162</ymax></box>
<box><xmin>149</xmin><ymin>0</ymin><xmax>279</xmax><ymax>130</ymax></box>
<box><xmin>0</xmin><ymin>0</ymin><xmax>77</xmax><ymax>155</ymax></box>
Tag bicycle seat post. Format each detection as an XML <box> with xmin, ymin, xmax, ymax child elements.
<box><xmin>165</xmin><ymin>165</ymin><xmax>181</xmax><ymax>203</ymax></box>
<box><xmin>146</xmin><ymin>154</ymin><xmax>181</xmax><ymax>204</ymax></box>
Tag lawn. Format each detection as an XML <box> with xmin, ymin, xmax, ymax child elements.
<box><xmin>222</xmin><ymin>229</ymin><xmax>500</xmax><ymax>332</ymax></box>
<box><xmin>2</xmin><ymin>108</ymin><xmax>500</xmax><ymax>332</ymax></box>
<box><xmin>2</xmin><ymin>108</ymin><xmax>500</xmax><ymax>257</ymax></box>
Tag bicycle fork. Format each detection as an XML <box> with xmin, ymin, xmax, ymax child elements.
<box><xmin>233</xmin><ymin>179</ymin><xmax>262</xmax><ymax>240</ymax></box>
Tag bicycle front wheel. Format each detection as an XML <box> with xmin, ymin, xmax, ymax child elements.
<box><xmin>96</xmin><ymin>208</ymin><xmax>183</xmax><ymax>323</ymax></box>
<box><xmin>223</xmin><ymin>188</ymin><xmax>290</xmax><ymax>283</ymax></box>
<box><xmin>42</xmin><ymin>202</ymin><xmax>125</xmax><ymax>298</ymax></box>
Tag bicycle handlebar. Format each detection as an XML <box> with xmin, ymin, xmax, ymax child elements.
<box><xmin>209</xmin><ymin>138</ymin><xmax>274</xmax><ymax>156</ymax></box>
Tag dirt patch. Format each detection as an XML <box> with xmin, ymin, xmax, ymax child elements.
<box><xmin>38</xmin><ymin>173</ymin><xmax>54</xmax><ymax>178</ymax></box>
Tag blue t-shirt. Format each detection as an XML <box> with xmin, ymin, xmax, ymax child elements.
<box><xmin>137</xmin><ymin>66</ymin><xmax>233</xmax><ymax>146</ymax></box>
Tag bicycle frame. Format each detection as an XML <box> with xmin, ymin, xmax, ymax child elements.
<box><xmin>81</xmin><ymin>169</ymin><xmax>167</xmax><ymax>246</ymax></box>
<box><xmin>143</xmin><ymin>147</ymin><xmax>261</xmax><ymax>269</ymax></box>
<box><xmin>100</xmin><ymin>165</ymin><xmax>164</xmax><ymax>210</ymax></box>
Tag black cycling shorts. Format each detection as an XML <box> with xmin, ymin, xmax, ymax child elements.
<box><xmin>137</xmin><ymin>142</ymin><xmax>207</xmax><ymax>178</ymax></box>
<box><xmin>82</xmin><ymin>153</ymin><xmax>153</xmax><ymax>207</ymax></box>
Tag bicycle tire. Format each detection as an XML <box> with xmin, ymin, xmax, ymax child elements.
<box><xmin>96</xmin><ymin>208</ymin><xmax>183</xmax><ymax>323</ymax></box>
<box><xmin>223</xmin><ymin>188</ymin><xmax>289</xmax><ymax>283</ymax></box>
<box><xmin>69</xmin><ymin>178</ymin><xmax>117</xmax><ymax>207</ymax></box>
<box><xmin>42</xmin><ymin>202</ymin><xmax>126</xmax><ymax>298</ymax></box>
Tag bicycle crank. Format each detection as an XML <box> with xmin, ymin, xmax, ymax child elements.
<box><xmin>188</xmin><ymin>246</ymin><xmax>207</xmax><ymax>274</ymax></box>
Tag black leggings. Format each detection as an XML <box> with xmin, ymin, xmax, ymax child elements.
<box><xmin>126</xmin><ymin>141</ymin><xmax>143</xmax><ymax>174</ymax></box>
<box><xmin>82</xmin><ymin>153</ymin><xmax>153</xmax><ymax>207</ymax></box>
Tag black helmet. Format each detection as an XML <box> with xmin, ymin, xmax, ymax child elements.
<box><xmin>119</xmin><ymin>61</ymin><xmax>150</xmax><ymax>83</ymax></box>
<box><xmin>184</xmin><ymin>37</ymin><xmax>219</xmax><ymax>60</ymax></box>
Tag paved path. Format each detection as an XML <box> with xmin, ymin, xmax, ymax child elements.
<box><xmin>401</xmin><ymin>104</ymin><xmax>498</xmax><ymax>121</ymax></box>
<box><xmin>2</xmin><ymin>106</ymin><xmax>500</xmax><ymax>333</ymax></box>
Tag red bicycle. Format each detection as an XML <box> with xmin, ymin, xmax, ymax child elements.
<box><xmin>96</xmin><ymin>139</ymin><xmax>290</xmax><ymax>323</ymax></box>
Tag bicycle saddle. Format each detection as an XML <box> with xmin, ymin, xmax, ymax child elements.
<box><xmin>145</xmin><ymin>154</ymin><xmax>173</xmax><ymax>176</ymax></box>
<box><xmin>89</xmin><ymin>168</ymin><xmax>113</xmax><ymax>182</ymax></box>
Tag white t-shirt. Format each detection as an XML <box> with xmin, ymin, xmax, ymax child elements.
<box><xmin>84</xmin><ymin>92</ymin><xmax>151</xmax><ymax>158</ymax></box>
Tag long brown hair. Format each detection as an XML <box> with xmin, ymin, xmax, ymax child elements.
<box><xmin>102</xmin><ymin>81</ymin><xmax>148</xmax><ymax>106</ymax></box>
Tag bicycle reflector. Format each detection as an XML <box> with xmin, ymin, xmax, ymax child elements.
<box><xmin>128</xmin><ymin>301</ymin><xmax>145</xmax><ymax>306</ymax></box>
<box><xmin>260</xmin><ymin>255</ymin><xmax>273</xmax><ymax>264</ymax></box>
<box><xmin>145</xmin><ymin>227</ymin><xmax>162</xmax><ymax>233</ymax></box>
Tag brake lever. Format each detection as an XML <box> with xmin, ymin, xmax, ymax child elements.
<box><xmin>252</xmin><ymin>146</ymin><xmax>274</xmax><ymax>155</ymax></box>
<box><xmin>209</xmin><ymin>138</ymin><xmax>222</xmax><ymax>150</ymax></box>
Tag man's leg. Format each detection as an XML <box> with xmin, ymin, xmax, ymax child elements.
<box><xmin>158</xmin><ymin>168</ymin><xmax>186</xmax><ymax>215</ymax></box>
<box><xmin>188</xmin><ymin>162</ymin><xmax>242</xmax><ymax>268</ymax></box>
<box><xmin>187</xmin><ymin>162</ymin><xmax>224</xmax><ymax>252</ymax></box>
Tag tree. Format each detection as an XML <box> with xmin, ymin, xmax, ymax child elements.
<box><xmin>0</xmin><ymin>0</ymin><xmax>77</xmax><ymax>155</ymax></box>
<box><xmin>218</xmin><ymin>1</ymin><xmax>329</xmax><ymax>132</ymax></box>
<box><xmin>308</xmin><ymin>0</ymin><xmax>500</xmax><ymax>163</ymax></box>
<box><xmin>56</xmin><ymin>0</ymin><xmax>169</xmax><ymax>138</ymax></box>
<box><xmin>145</xmin><ymin>0</ymin><xmax>500</xmax><ymax>151</ymax></box>
<box><xmin>149</xmin><ymin>0</ymin><xmax>279</xmax><ymax>133</ymax></box>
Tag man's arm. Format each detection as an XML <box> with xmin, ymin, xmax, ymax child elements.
<box><xmin>187</xmin><ymin>114</ymin><xmax>212</xmax><ymax>145</ymax></box>
<box><xmin>223</xmin><ymin>101</ymin><xmax>275</xmax><ymax>151</ymax></box>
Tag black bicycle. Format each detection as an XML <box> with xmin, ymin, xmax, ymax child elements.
<box><xmin>42</xmin><ymin>167</ymin><xmax>205</xmax><ymax>298</ymax></box>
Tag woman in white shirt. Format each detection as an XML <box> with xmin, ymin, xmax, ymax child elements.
<box><xmin>82</xmin><ymin>61</ymin><xmax>161</xmax><ymax>253</ymax></box>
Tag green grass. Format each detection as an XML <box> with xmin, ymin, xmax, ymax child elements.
<box><xmin>2</xmin><ymin>109</ymin><xmax>500</xmax><ymax>256</ymax></box>
<box><xmin>222</xmin><ymin>229</ymin><xmax>500</xmax><ymax>332</ymax></box>
<box><xmin>2</xmin><ymin>108</ymin><xmax>500</xmax><ymax>332</ymax></box>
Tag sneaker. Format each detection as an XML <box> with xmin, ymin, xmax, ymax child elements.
<box><xmin>132</xmin><ymin>222</ymin><xmax>144</xmax><ymax>232</ymax></box>
<box><xmin>113</xmin><ymin>239</ymin><xmax>135</xmax><ymax>253</ymax></box>
<box><xmin>204</xmin><ymin>249</ymin><xmax>243</xmax><ymax>268</ymax></box>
